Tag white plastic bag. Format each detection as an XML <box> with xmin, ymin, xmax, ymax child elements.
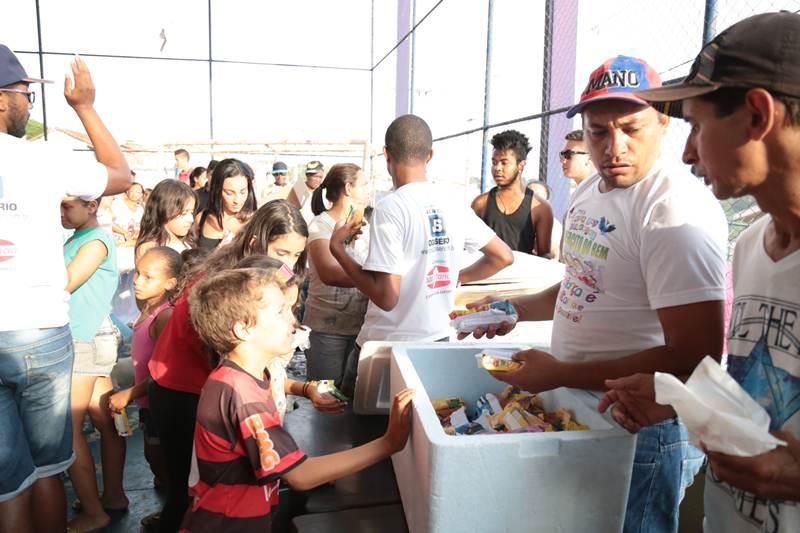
<box><xmin>654</xmin><ymin>356</ymin><xmax>786</xmax><ymax>456</ymax></box>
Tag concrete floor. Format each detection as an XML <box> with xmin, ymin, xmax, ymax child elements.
<box><xmin>65</xmin><ymin>409</ymin><xmax>165</xmax><ymax>533</ymax></box>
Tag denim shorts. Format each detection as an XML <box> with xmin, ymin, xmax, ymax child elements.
<box><xmin>624</xmin><ymin>417</ymin><xmax>705</xmax><ymax>533</ymax></box>
<box><xmin>0</xmin><ymin>325</ymin><xmax>76</xmax><ymax>502</ymax></box>
<box><xmin>73</xmin><ymin>317</ymin><xmax>120</xmax><ymax>376</ymax></box>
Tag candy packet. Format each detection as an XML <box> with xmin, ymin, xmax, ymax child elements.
<box><xmin>449</xmin><ymin>300</ymin><xmax>518</xmax><ymax>334</ymax></box>
<box><xmin>476</xmin><ymin>349</ymin><xmax>522</xmax><ymax>372</ymax></box>
<box><xmin>316</xmin><ymin>379</ymin><xmax>349</xmax><ymax>402</ymax></box>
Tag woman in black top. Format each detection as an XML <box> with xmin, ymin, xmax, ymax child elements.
<box><xmin>194</xmin><ymin>158</ymin><xmax>257</xmax><ymax>250</ymax></box>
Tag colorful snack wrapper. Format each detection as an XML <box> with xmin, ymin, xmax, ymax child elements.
<box><xmin>434</xmin><ymin>387</ymin><xmax>590</xmax><ymax>436</ymax></box>
<box><xmin>316</xmin><ymin>379</ymin><xmax>349</xmax><ymax>402</ymax></box>
<box><xmin>449</xmin><ymin>300</ymin><xmax>518</xmax><ymax>334</ymax></box>
<box><xmin>344</xmin><ymin>205</ymin><xmax>365</xmax><ymax>245</ymax></box>
<box><xmin>476</xmin><ymin>393</ymin><xmax>502</xmax><ymax>416</ymax></box>
<box><xmin>113</xmin><ymin>410</ymin><xmax>134</xmax><ymax>437</ymax></box>
<box><xmin>431</xmin><ymin>397</ymin><xmax>465</xmax><ymax>411</ymax></box>
<box><xmin>476</xmin><ymin>350</ymin><xmax>522</xmax><ymax>372</ymax></box>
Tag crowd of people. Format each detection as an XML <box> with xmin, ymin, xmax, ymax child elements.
<box><xmin>0</xmin><ymin>9</ymin><xmax>799</xmax><ymax>533</ymax></box>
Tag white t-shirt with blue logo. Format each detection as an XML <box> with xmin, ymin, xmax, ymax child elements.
<box><xmin>0</xmin><ymin>133</ymin><xmax>107</xmax><ymax>331</ymax></box>
<box><xmin>356</xmin><ymin>181</ymin><xmax>495</xmax><ymax>346</ymax></box>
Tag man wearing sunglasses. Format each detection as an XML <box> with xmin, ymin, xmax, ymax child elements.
<box><xmin>0</xmin><ymin>45</ymin><xmax>131</xmax><ymax>533</ymax></box>
<box><xmin>560</xmin><ymin>129</ymin><xmax>595</xmax><ymax>189</ymax></box>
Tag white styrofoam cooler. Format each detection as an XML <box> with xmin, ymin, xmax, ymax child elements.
<box><xmin>389</xmin><ymin>344</ymin><xmax>636</xmax><ymax>533</ymax></box>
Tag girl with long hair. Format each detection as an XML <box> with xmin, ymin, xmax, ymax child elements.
<box><xmin>194</xmin><ymin>158</ymin><xmax>257</xmax><ymax>250</ymax></box>
<box><xmin>135</xmin><ymin>180</ymin><xmax>196</xmax><ymax>263</ymax></box>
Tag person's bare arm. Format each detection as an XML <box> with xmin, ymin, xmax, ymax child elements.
<box><xmin>493</xmin><ymin>300</ymin><xmax>725</xmax><ymax>393</ymax></box>
<box><xmin>458</xmin><ymin>236</ymin><xmax>513</xmax><ymax>285</ymax></box>
<box><xmin>329</xmin><ymin>218</ymin><xmax>401</xmax><ymax>311</ymax></box>
<box><xmin>308</xmin><ymin>239</ymin><xmax>356</xmax><ymax>288</ymax></box>
<box><xmin>149</xmin><ymin>308</ymin><xmax>173</xmax><ymax>341</ymax></box>
<box><xmin>283</xmin><ymin>389</ymin><xmax>413</xmax><ymax>491</ymax></box>
<box><xmin>457</xmin><ymin>282</ymin><xmax>561</xmax><ymax>340</ymax></box>
<box><xmin>470</xmin><ymin>193</ymin><xmax>488</xmax><ymax>219</ymax></box>
<box><xmin>531</xmin><ymin>195</ymin><xmax>553</xmax><ymax>258</ymax></box>
<box><xmin>65</xmin><ymin>240</ymin><xmax>108</xmax><ymax>293</ymax></box>
<box><xmin>64</xmin><ymin>56</ymin><xmax>131</xmax><ymax>196</ymax></box>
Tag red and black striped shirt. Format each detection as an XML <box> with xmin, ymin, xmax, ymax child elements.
<box><xmin>180</xmin><ymin>360</ymin><xmax>306</xmax><ymax>533</ymax></box>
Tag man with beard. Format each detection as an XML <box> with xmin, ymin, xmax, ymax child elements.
<box><xmin>0</xmin><ymin>46</ymin><xmax>131</xmax><ymax>532</ymax></box>
<box><xmin>471</xmin><ymin>130</ymin><xmax>554</xmax><ymax>257</ymax></box>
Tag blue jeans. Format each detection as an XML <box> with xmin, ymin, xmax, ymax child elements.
<box><xmin>0</xmin><ymin>325</ymin><xmax>75</xmax><ymax>502</ymax></box>
<box><xmin>624</xmin><ymin>418</ymin><xmax>704</xmax><ymax>533</ymax></box>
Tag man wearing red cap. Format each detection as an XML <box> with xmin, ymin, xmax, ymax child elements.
<box><xmin>469</xmin><ymin>55</ymin><xmax>729</xmax><ymax>531</ymax></box>
<box><xmin>598</xmin><ymin>12</ymin><xmax>800</xmax><ymax>532</ymax></box>
<box><xmin>0</xmin><ymin>46</ymin><xmax>131</xmax><ymax>532</ymax></box>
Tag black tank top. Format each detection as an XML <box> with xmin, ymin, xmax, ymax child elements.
<box><xmin>482</xmin><ymin>187</ymin><xmax>536</xmax><ymax>253</ymax></box>
<box><xmin>197</xmin><ymin>211</ymin><xmax>222</xmax><ymax>251</ymax></box>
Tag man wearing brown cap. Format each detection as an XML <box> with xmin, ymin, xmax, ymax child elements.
<box><xmin>599</xmin><ymin>11</ymin><xmax>800</xmax><ymax>532</ymax></box>
<box><xmin>469</xmin><ymin>55</ymin><xmax>729</xmax><ymax>532</ymax></box>
<box><xmin>0</xmin><ymin>46</ymin><xmax>131</xmax><ymax>532</ymax></box>
<box><xmin>288</xmin><ymin>160</ymin><xmax>324</xmax><ymax>223</ymax></box>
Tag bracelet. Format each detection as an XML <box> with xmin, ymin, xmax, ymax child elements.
<box><xmin>302</xmin><ymin>381</ymin><xmax>310</xmax><ymax>398</ymax></box>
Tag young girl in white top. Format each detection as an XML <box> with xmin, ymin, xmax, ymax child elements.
<box><xmin>303</xmin><ymin>163</ymin><xmax>371</xmax><ymax>386</ymax></box>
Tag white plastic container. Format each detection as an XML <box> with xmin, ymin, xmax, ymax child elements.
<box><xmin>389</xmin><ymin>344</ymin><xmax>636</xmax><ymax>533</ymax></box>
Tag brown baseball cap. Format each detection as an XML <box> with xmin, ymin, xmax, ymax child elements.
<box><xmin>635</xmin><ymin>12</ymin><xmax>800</xmax><ymax>117</ymax></box>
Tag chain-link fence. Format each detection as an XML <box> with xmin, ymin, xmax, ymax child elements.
<box><xmin>371</xmin><ymin>0</ymin><xmax>800</xmax><ymax>257</ymax></box>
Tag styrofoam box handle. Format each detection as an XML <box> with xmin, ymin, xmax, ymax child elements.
<box><xmin>517</xmin><ymin>438</ymin><xmax>561</xmax><ymax>457</ymax></box>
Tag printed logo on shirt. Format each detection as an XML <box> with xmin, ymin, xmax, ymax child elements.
<box><xmin>712</xmin><ymin>294</ymin><xmax>800</xmax><ymax>530</ymax></box>
<box><xmin>244</xmin><ymin>414</ymin><xmax>281</xmax><ymax>472</ymax></box>
<box><xmin>426</xmin><ymin>260</ymin><xmax>451</xmax><ymax>290</ymax></box>
<box><xmin>728</xmin><ymin>296</ymin><xmax>800</xmax><ymax>429</ymax></box>
<box><xmin>556</xmin><ymin>208</ymin><xmax>611</xmax><ymax>323</ymax></box>
<box><xmin>427</xmin><ymin>212</ymin><xmax>450</xmax><ymax>247</ymax></box>
<box><xmin>0</xmin><ymin>176</ymin><xmax>18</xmax><ymax>212</ymax></box>
<box><xmin>0</xmin><ymin>239</ymin><xmax>17</xmax><ymax>263</ymax></box>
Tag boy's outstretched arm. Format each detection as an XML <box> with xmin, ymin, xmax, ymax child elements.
<box><xmin>283</xmin><ymin>388</ymin><xmax>414</xmax><ymax>491</ymax></box>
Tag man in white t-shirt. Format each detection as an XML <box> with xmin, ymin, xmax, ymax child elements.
<box><xmin>471</xmin><ymin>56</ymin><xmax>728</xmax><ymax>532</ymax></box>
<box><xmin>330</xmin><ymin>114</ymin><xmax>513</xmax><ymax>397</ymax></box>
<box><xmin>0</xmin><ymin>47</ymin><xmax>131</xmax><ymax>532</ymax></box>
<box><xmin>599</xmin><ymin>12</ymin><xmax>800</xmax><ymax>533</ymax></box>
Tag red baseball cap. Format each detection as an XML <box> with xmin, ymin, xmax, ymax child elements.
<box><xmin>566</xmin><ymin>55</ymin><xmax>662</xmax><ymax>118</ymax></box>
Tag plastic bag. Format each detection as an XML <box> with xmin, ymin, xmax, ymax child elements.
<box><xmin>654</xmin><ymin>356</ymin><xmax>787</xmax><ymax>456</ymax></box>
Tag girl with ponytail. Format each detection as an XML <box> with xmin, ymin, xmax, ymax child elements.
<box><xmin>304</xmin><ymin>163</ymin><xmax>371</xmax><ymax>386</ymax></box>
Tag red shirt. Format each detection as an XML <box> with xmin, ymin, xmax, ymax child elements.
<box><xmin>180</xmin><ymin>360</ymin><xmax>306</xmax><ymax>532</ymax></box>
<box><xmin>148</xmin><ymin>279</ymin><xmax>212</xmax><ymax>395</ymax></box>
<box><xmin>178</xmin><ymin>169</ymin><xmax>191</xmax><ymax>185</ymax></box>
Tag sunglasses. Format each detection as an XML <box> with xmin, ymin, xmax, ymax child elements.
<box><xmin>560</xmin><ymin>150</ymin><xmax>588</xmax><ymax>160</ymax></box>
<box><xmin>0</xmin><ymin>88</ymin><xmax>35</xmax><ymax>104</ymax></box>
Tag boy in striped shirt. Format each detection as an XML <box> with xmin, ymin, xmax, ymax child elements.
<box><xmin>182</xmin><ymin>267</ymin><xmax>414</xmax><ymax>532</ymax></box>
